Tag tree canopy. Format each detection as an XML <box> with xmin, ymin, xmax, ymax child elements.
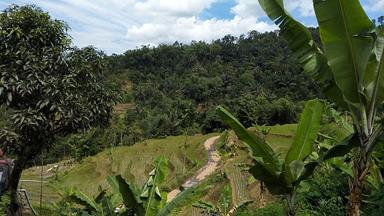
<box><xmin>105</xmin><ymin>30</ymin><xmax>321</xmax><ymax>143</ymax></box>
<box><xmin>0</xmin><ymin>5</ymin><xmax>116</xmax><ymax>213</ymax></box>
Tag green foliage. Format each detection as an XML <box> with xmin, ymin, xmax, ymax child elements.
<box><xmin>238</xmin><ymin>94</ymin><xmax>302</xmax><ymax>126</ymax></box>
<box><xmin>0</xmin><ymin>5</ymin><xmax>116</xmax><ymax>157</ymax></box>
<box><xmin>105</xmin><ymin>30</ymin><xmax>319</xmax><ymax>141</ymax></box>
<box><xmin>217</xmin><ymin>99</ymin><xmax>360</xmax><ymax>214</ymax></box>
<box><xmin>258</xmin><ymin>0</ymin><xmax>345</xmax><ymax>109</ymax></box>
<box><xmin>0</xmin><ymin>5</ymin><xmax>117</xmax><ymax>213</ymax></box>
<box><xmin>140</xmin><ymin>156</ymin><xmax>168</xmax><ymax>215</ymax></box>
<box><xmin>0</xmin><ymin>193</ymin><xmax>10</xmax><ymax>216</ymax></box>
<box><xmin>111</xmin><ymin>175</ymin><xmax>144</xmax><ymax>214</ymax></box>
<box><xmin>285</xmin><ymin>100</ymin><xmax>324</xmax><ymax>164</ymax></box>
<box><xmin>58</xmin><ymin>156</ymin><xmax>206</xmax><ymax>216</ymax></box>
<box><xmin>157</xmin><ymin>182</ymin><xmax>211</xmax><ymax>216</ymax></box>
<box><xmin>259</xmin><ymin>0</ymin><xmax>384</xmax><ymax>214</ymax></box>
<box><xmin>314</xmin><ymin>0</ymin><xmax>374</xmax><ymax>104</ymax></box>
<box><xmin>55</xmin><ymin>187</ymin><xmax>116</xmax><ymax>216</ymax></box>
<box><xmin>217</xmin><ymin>100</ymin><xmax>325</xmax><ymax>194</ymax></box>
<box><xmin>297</xmin><ymin>168</ymin><xmax>349</xmax><ymax>216</ymax></box>
<box><xmin>363</xmin><ymin>186</ymin><xmax>384</xmax><ymax>216</ymax></box>
<box><xmin>235</xmin><ymin>202</ymin><xmax>285</xmax><ymax>216</ymax></box>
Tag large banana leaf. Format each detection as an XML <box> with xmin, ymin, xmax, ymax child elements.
<box><xmin>157</xmin><ymin>183</ymin><xmax>209</xmax><ymax>216</ymax></box>
<box><xmin>216</xmin><ymin>105</ymin><xmax>281</xmax><ymax>175</ymax></box>
<box><xmin>297</xmin><ymin>133</ymin><xmax>359</xmax><ymax>182</ymax></box>
<box><xmin>313</xmin><ymin>0</ymin><xmax>374</xmax><ymax>104</ymax></box>
<box><xmin>101</xmin><ymin>198</ymin><xmax>115</xmax><ymax>216</ymax></box>
<box><xmin>109</xmin><ymin>175</ymin><xmax>145</xmax><ymax>216</ymax></box>
<box><xmin>140</xmin><ymin>156</ymin><xmax>168</xmax><ymax>216</ymax></box>
<box><xmin>331</xmin><ymin>158</ymin><xmax>380</xmax><ymax>189</ymax></box>
<box><xmin>321</xmin><ymin>133</ymin><xmax>359</xmax><ymax>161</ymax></box>
<box><xmin>249</xmin><ymin>161</ymin><xmax>284</xmax><ymax>195</ymax></box>
<box><xmin>258</xmin><ymin>0</ymin><xmax>346</xmax><ymax>108</ymax></box>
<box><xmin>283</xmin><ymin>100</ymin><xmax>323</xmax><ymax>184</ymax></box>
<box><xmin>364</xmin><ymin>27</ymin><xmax>384</xmax><ymax>117</ymax></box>
<box><xmin>66</xmin><ymin>187</ymin><xmax>100</xmax><ymax>212</ymax></box>
<box><xmin>285</xmin><ymin>100</ymin><xmax>324</xmax><ymax>164</ymax></box>
<box><xmin>373</xmin><ymin>28</ymin><xmax>384</xmax><ymax>103</ymax></box>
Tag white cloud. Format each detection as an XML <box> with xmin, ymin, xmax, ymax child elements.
<box><xmin>125</xmin><ymin>0</ymin><xmax>275</xmax><ymax>50</ymax></box>
<box><xmin>7</xmin><ymin>0</ymin><xmax>277</xmax><ymax>54</ymax></box>
<box><xmin>133</xmin><ymin>0</ymin><xmax>218</xmax><ymax>18</ymax></box>
<box><xmin>284</xmin><ymin>0</ymin><xmax>315</xmax><ymax>17</ymax></box>
<box><xmin>231</xmin><ymin>0</ymin><xmax>265</xmax><ymax>18</ymax></box>
<box><xmin>365</xmin><ymin>0</ymin><xmax>384</xmax><ymax>11</ymax></box>
<box><xmin>126</xmin><ymin>16</ymin><xmax>276</xmax><ymax>46</ymax></box>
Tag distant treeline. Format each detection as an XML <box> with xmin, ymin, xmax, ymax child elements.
<box><xmin>105</xmin><ymin>30</ymin><xmax>321</xmax><ymax>142</ymax></box>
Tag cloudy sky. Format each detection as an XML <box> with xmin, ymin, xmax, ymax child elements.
<box><xmin>0</xmin><ymin>0</ymin><xmax>383</xmax><ymax>54</ymax></box>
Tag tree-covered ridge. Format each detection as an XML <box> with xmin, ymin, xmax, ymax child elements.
<box><xmin>107</xmin><ymin>30</ymin><xmax>321</xmax><ymax>142</ymax></box>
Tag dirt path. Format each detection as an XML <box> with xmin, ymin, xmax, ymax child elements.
<box><xmin>167</xmin><ymin>136</ymin><xmax>221</xmax><ymax>202</ymax></box>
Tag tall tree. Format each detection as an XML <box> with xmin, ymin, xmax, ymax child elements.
<box><xmin>258</xmin><ymin>0</ymin><xmax>384</xmax><ymax>215</ymax></box>
<box><xmin>0</xmin><ymin>5</ymin><xmax>116</xmax><ymax>213</ymax></box>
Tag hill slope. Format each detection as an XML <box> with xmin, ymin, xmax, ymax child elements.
<box><xmin>21</xmin><ymin>133</ymin><xmax>219</xmax><ymax>205</ymax></box>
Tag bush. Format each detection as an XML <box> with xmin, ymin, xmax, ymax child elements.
<box><xmin>362</xmin><ymin>186</ymin><xmax>384</xmax><ymax>216</ymax></box>
<box><xmin>235</xmin><ymin>202</ymin><xmax>285</xmax><ymax>216</ymax></box>
<box><xmin>237</xmin><ymin>94</ymin><xmax>302</xmax><ymax>127</ymax></box>
<box><xmin>297</xmin><ymin>167</ymin><xmax>349</xmax><ymax>216</ymax></box>
<box><xmin>0</xmin><ymin>194</ymin><xmax>10</xmax><ymax>216</ymax></box>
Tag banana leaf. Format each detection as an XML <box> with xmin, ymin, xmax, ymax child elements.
<box><xmin>140</xmin><ymin>156</ymin><xmax>168</xmax><ymax>216</ymax></box>
<box><xmin>217</xmin><ymin>105</ymin><xmax>281</xmax><ymax>176</ymax></box>
<box><xmin>258</xmin><ymin>0</ymin><xmax>346</xmax><ymax>108</ymax></box>
<box><xmin>313</xmin><ymin>0</ymin><xmax>374</xmax><ymax>104</ymax></box>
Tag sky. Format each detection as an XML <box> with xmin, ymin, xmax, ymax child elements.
<box><xmin>0</xmin><ymin>0</ymin><xmax>383</xmax><ymax>54</ymax></box>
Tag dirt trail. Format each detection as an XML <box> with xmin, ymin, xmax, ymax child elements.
<box><xmin>167</xmin><ymin>136</ymin><xmax>221</xmax><ymax>202</ymax></box>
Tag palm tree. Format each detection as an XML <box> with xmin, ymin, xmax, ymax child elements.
<box><xmin>257</xmin><ymin>0</ymin><xmax>384</xmax><ymax>215</ymax></box>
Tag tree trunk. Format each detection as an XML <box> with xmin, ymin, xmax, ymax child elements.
<box><xmin>7</xmin><ymin>156</ymin><xmax>28</xmax><ymax>216</ymax></box>
<box><xmin>7</xmin><ymin>145</ymin><xmax>36</xmax><ymax>216</ymax></box>
<box><xmin>260</xmin><ymin>181</ymin><xmax>266</xmax><ymax>207</ymax></box>
<box><xmin>285</xmin><ymin>192</ymin><xmax>296</xmax><ymax>216</ymax></box>
<box><xmin>347</xmin><ymin>150</ymin><xmax>370</xmax><ymax>216</ymax></box>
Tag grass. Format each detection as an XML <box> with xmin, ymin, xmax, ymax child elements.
<box><xmin>20</xmin><ymin>123</ymin><xmax>299</xmax><ymax>213</ymax></box>
<box><xmin>21</xmin><ymin>133</ymin><xmax>219</xmax><ymax>206</ymax></box>
<box><xmin>224</xmin><ymin>162</ymin><xmax>252</xmax><ymax>208</ymax></box>
<box><xmin>264</xmin><ymin>124</ymin><xmax>297</xmax><ymax>136</ymax></box>
<box><xmin>249</xmin><ymin>124</ymin><xmax>297</xmax><ymax>156</ymax></box>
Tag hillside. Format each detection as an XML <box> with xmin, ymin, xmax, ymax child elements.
<box><xmin>104</xmin><ymin>31</ymin><xmax>320</xmax><ymax>143</ymax></box>
<box><xmin>21</xmin><ymin>133</ymin><xmax>219</xmax><ymax>205</ymax></box>
<box><xmin>20</xmin><ymin>124</ymin><xmax>297</xmax><ymax>214</ymax></box>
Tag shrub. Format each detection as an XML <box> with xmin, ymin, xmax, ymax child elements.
<box><xmin>362</xmin><ymin>186</ymin><xmax>384</xmax><ymax>216</ymax></box>
<box><xmin>297</xmin><ymin>168</ymin><xmax>349</xmax><ymax>216</ymax></box>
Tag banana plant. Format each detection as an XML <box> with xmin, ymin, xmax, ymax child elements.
<box><xmin>217</xmin><ymin>100</ymin><xmax>359</xmax><ymax>215</ymax></box>
<box><xmin>57</xmin><ymin>185</ymin><xmax>116</xmax><ymax>216</ymax></box>
<box><xmin>258</xmin><ymin>0</ymin><xmax>384</xmax><ymax>215</ymax></box>
<box><xmin>108</xmin><ymin>156</ymin><xmax>208</xmax><ymax>216</ymax></box>
<box><xmin>58</xmin><ymin>156</ymin><xmax>205</xmax><ymax>216</ymax></box>
<box><xmin>192</xmin><ymin>184</ymin><xmax>252</xmax><ymax>216</ymax></box>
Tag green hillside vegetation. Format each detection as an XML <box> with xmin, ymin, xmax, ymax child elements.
<box><xmin>42</xmin><ymin>30</ymin><xmax>315</xmax><ymax>165</ymax></box>
<box><xmin>2</xmin><ymin>3</ymin><xmax>384</xmax><ymax>216</ymax></box>
<box><xmin>21</xmin><ymin>134</ymin><xmax>218</xmax><ymax>204</ymax></box>
<box><xmin>19</xmin><ymin>122</ymin><xmax>310</xmax><ymax>215</ymax></box>
<box><xmin>104</xmin><ymin>30</ymin><xmax>320</xmax><ymax>144</ymax></box>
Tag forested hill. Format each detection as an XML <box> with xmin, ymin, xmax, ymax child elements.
<box><xmin>105</xmin><ymin>30</ymin><xmax>321</xmax><ymax>142</ymax></box>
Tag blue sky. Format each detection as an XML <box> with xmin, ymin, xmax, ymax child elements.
<box><xmin>1</xmin><ymin>0</ymin><xmax>383</xmax><ymax>54</ymax></box>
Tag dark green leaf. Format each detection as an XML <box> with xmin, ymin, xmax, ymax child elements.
<box><xmin>314</xmin><ymin>0</ymin><xmax>374</xmax><ymax>104</ymax></box>
<box><xmin>111</xmin><ymin>175</ymin><xmax>144</xmax><ymax>215</ymax></box>
<box><xmin>216</xmin><ymin>105</ymin><xmax>281</xmax><ymax>175</ymax></box>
